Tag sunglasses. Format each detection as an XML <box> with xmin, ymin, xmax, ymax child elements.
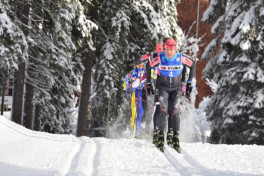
<box><xmin>164</xmin><ymin>44</ymin><xmax>176</xmax><ymax>49</ymax></box>
<box><xmin>137</xmin><ymin>64</ymin><xmax>144</xmax><ymax>68</ymax></box>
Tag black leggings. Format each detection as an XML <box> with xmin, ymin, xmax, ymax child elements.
<box><xmin>154</xmin><ymin>87</ymin><xmax>181</xmax><ymax>133</ymax></box>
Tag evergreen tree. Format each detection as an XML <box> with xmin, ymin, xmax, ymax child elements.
<box><xmin>1</xmin><ymin>0</ymin><xmax>28</xmax><ymax>125</ymax></box>
<box><xmin>0</xmin><ymin>1</ymin><xmax>27</xmax><ymax>71</ymax></box>
<box><xmin>2</xmin><ymin>0</ymin><xmax>95</xmax><ymax>133</ymax></box>
<box><xmin>201</xmin><ymin>0</ymin><xmax>264</xmax><ymax>144</ymax></box>
<box><xmin>26</xmin><ymin>0</ymin><xmax>96</xmax><ymax>133</ymax></box>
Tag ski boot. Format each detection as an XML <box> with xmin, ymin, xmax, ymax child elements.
<box><xmin>153</xmin><ymin>130</ymin><xmax>158</xmax><ymax>147</ymax></box>
<box><xmin>172</xmin><ymin>133</ymin><xmax>181</xmax><ymax>153</ymax></box>
<box><xmin>157</xmin><ymin>131</ymin><xmax>164</xmax><ymax>152</ymax></box>
<box><xmin>166</xmin><ymin>128</ymin><xmax>173</xmax><ymax>146</ymax></box>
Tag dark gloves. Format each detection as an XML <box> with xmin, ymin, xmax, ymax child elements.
<box><xmin>147</xmin><ymin>83</ymin><xmax>154</xmax><ymax>95</ymax></box>
<box><xmin>153</xmin><ymin>52</ymin><xmax>158</xmax><ymax>58</ymax></box>
<box><xmin>186</xmin><ymin>81</ymin><xmax>192</xmax><ymax>95</ymax></box>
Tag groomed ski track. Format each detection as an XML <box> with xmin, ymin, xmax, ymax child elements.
<box><xmin>0</xmin><ymin>116</ymin><xmax>263</xmax><ymax>176</ymax></box>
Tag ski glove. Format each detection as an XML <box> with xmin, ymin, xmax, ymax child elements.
<box><xmin>186</xmin><ymin>81</ymin><xmax>192</xmax><ymax>95</ymax></box>
<box><xmin>182</xmin><ymin>85</ymin><xmax>186</xmax><ymax>94</ymax></box>
<box><xmin>147</xmin><ymin>83</ymin><xmax>154</xmax><ymax>95</ymax></box>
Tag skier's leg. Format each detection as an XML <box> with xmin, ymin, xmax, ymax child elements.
<box><xmin>136</xmin><ymin>88</ymin><xmax>144</xmax><ymax>135</ymax></box>
<box><xmin>156</xmin><ymin>88</ymin><xmax>169</xmax><ymax>131</ymax></box>
<box><xmin>169</xmin><ymin>89</ymin><xmax>181</xmax><ymax>152</ymax></box>
<box><xmin>153</xmin><ymin>87</ymin><xmax>160</xmax><ymax>129</ymax></box>
<box><xmin>167</xmin><ymin>98</ymin><xmax>173</xmax><ymax>145</ymax></box>
<box><xmin>131</xmin><ymin>90</ymin><xmax>137</xmax><ymax>131</ymax></box>
<box><xmin>154</xmin><ymin>88</ymin><xmax>169</xmax><ymax>152</ymax></box>
<box><xmin>170</xmin><ymin>89</ymin><xmax>181</xmax><ymax>133</ymax></box>
<box><xmin>152</xmin><ymin>86</ymin><xmax>160</xmax><ymax>145</ymax></box>
<box><xmin>152</xmin><ymin>104</ymin><xmax>160</xmax><ymax>145</ymax></box>
<box><xmin>141</xmin><ymin>88</ymin><xmax>148</xmax><ymax>134</ymax></box>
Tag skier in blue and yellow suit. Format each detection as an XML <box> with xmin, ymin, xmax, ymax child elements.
<box><xmin>131</xmin><ymin>63</ymin><xmax>146</xmax><ymax>136</ymax></box>
<box><xmin>123</xmin><ymin>72</ymin><xmax>137</xmax><ymax>131</ymax></box>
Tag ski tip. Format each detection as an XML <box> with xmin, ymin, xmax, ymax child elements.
<box><xmin>175</xmin><ymin>147</ymin><xmax>181</xmax><ymax>153</ymax></box>
<box><xmin>155</xmin><ymin>146</ymin><xmax>164</xmax><ymax>153</ymax></box>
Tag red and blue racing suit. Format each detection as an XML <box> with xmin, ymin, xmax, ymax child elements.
<box><xmin>148</xmin><ymin>52</ymin><xmax>195</xmax><ymax>134</ymax></box>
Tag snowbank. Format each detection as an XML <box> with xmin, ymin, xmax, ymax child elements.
<box><xmin>0</xmin><ymin>116</ymin><xmax>264</xmax><ymax>176</ymax></box>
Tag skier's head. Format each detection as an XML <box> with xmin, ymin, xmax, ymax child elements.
<box><xmin>164</xmin><ymin>38</ymin><xmax>177</xmax><ymax>58</ymax></box>
<box><xmin>156</xmin><ymin>43</ymin><xmax>164</xmax><ymax>53</ymax></box>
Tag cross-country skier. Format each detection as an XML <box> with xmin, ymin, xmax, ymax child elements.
<box><xmin>123</xmin><ymin>71</ymin><xmax>137</xmax><ymax>131</ymax></box>
<box><xmin>146</xmin><ymin>43</ymin><xmax>187</xmax><ymax>147</ymax></box>
<box><xmin>131</xmin><ymin>63</ymin><xmax>146</xmax><ymax>136</ymax></box>
<box><xmin>147</xmin><ymin>65</ymin><xmax>187</xmax><ymax>147</ymax></box>
<box><xmin>147</xmin><ymin>38</ymin><xmax>196</xmax><ymax>152</ymax></box>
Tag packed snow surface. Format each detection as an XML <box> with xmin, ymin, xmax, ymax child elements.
<box><xmin>0</xmin><ymin>116</ymin><xmax>263</xmax><ymax>176</ymax></box>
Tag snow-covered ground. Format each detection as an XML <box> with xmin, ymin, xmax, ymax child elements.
<box><xmin>0</xmin><ymin>115</ymin><xmax>264</xmax><ymax>176</ymax></box>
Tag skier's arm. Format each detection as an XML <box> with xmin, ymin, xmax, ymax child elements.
<box><xmin>187</xmin><ymin>60</ymin><xmax>196</xmax><ymax>82</ymax></box>
<box><xmin>146</xmin><ymin>62</ymin><xmax>154</xmax><ymax>95</ymax></box>
<box><xmin>146</xmin><ymin>61</ymin><xmax>151</xmax><ymax>84</ymax></box>
<box><xmin>133</xmin><ymin>53</ymin><xmax>153</xmax><ymax>66</ymax></box>
<box><xmin>184</xmin><ymin>58</ymin><xmax>196</xmax><ymax>95</ymax></box>
<box><xmin>181</xmin><ymin>66</ymin><xmax>187</xmax><ymax>83</ymax></box>
<box><xmin>149</xmin><ymin>52</ymin><xmax>160</xmax><ymax>68</ymax></box>
<box><xmin>182</xmin><ymin>56</ymin><xmax>196</xmax><ymax>82</ymax></box>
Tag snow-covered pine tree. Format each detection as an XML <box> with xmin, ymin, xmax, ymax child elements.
<box><xmin>1</xmin><ymin>0</ymin><xmax>28</xmax><ymax>125</ymax></box>
<box><xmin>88</xmin><ymin>0</ymin><xmax>129</xmax><ymax>136</ymax></box>
<box><xmin>201</xmin><ymin>0</ymin><xmax>264</xmax><ymax>144</ymax></box>
<box><xmin>20</xmin><ymin>0</ymin><xmax>95</xmax><ymax>133</ymax></box>
<box><xmin>0</xmin><ymin>1</ymin><xmax>27</xmax><ymax>72</ymax></box>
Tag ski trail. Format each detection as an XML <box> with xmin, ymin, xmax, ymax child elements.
<box><xmin>180</xmin><ymin>149</ymin><xmax>220</xmax><ymax>176</ymax></box>
<box><xmin>91</xmin><ymin>138</ymin><xmax>102</xmax><ymax>176</ymax></box>
<box><xmin>64</xmin><ymin>138</ymin><xmax>97</xmax><ymax>176</ymax></box>
<box><xmin>164</xmin><ymin>146</ymin><xmax>217</xmax><ymax>176</ymax></box>
<box><xmin>164</xmin><ymin>147</ymin><xmax>202</xmax><ymax>176</ymax></box>
<box><xmin>60</xmin><ymin>140</ymin><xmax>80</xmax><ymax>176</ymax></box>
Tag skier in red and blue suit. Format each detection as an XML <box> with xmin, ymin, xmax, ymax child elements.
<box><xmin>147</xmin><ymin>38</ymin><xmax>196</xmax><ymax>152</ymax></box>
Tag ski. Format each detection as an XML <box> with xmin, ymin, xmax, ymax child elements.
<box><xmin>156</xmin><ymin>145</ymin><xmax>181</xmax><ymax>153</ymax></box>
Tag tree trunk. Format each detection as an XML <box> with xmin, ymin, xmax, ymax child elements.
<box><xmin>77</xmin><ymin>52</ymin><xmax>94</xmax><ymax>137</ymax></box>
<box><xmin>1</xmin><ymin>85</ymin><xmax>5</xmax><ymax>115</ymax></box>
<box><xmin>5</xmin><ymin>77</ymin><xmax>10</xmax><ymax>111</ymax></box>
<box><xmin>11</xmin><ymin>63</ymin><xmax>25</xmax><ymax>124</ymax></box>
<box><xmin>23</xmin><ymin>72</ymin><xmax>34</xmax><ymax>129</ymax></box>
<box><xmin>33</xmin><ymin>104</ymin><xmax>41</xmax><ymax>131</ymax></box>
<box><xmin>6</xmin><ymin>78</ymin><xmax>9</xmax><ymax>96</ymax></box>
<box><xmin>20</xmin><ymin>3</ymin><xmax>31</xmax><ymax>129</ymax></box>
<box><xmin>23</xmin><ymin>50</ymin><xmax>35</xmax><ymax>129</ymax></box>
<box><xmin>11</xmin><ymin>3</ymin><xmax>30</xmax><ymax>124</ymax></box>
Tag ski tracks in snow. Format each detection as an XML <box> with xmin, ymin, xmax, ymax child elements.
<box><xmin>63</xmin><ymin>138</ymin><xmax>98</xmax><ymax>176</ymax></box>
<box><xmin>62</xmin><ymin>139</ymin><xmax>232</xmax><ymax>176</ymax></box>
<box><xmin>164</xmin><ymin>146</ymin><xmax>214</xmax><ymax>176</ymax></box>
